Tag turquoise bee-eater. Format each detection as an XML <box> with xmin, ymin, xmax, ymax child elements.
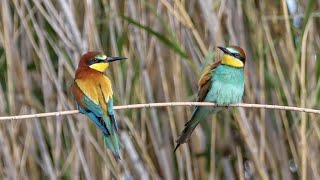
<box><xmin>175</xmin><ymin>46</ymin><xmax>246</xmax><ymax>151</ymax></box>
<box><xmin>71</xmin><ymin>52</ymin><xmax>126</xmax><ymax>159</ymax></box>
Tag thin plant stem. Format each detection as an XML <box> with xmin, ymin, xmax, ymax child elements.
<box><xmin>0</xmin><ymin>102</ymin><xmax>319</xmax><ymax>121</ymax></box>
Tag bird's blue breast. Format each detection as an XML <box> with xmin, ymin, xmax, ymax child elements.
<box><xmin>205</xmin><ymin>65</ymin><xmax>245</xmax><ymax>105</ymax></box>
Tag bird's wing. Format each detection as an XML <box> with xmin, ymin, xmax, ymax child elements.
<box><xmin>72</xmin><ymin>76</ymin><xmax>122</xmax><ymax>158</ymax></box>
<box><xmin>196</xmin><ymin>60</ymin><xmax>221</xmax><ymax>102</ymax></box>
<box><xmin>107</xmin><ymin>97</ymin><xmax>119</xmax><ymax>131</ymax></box>
<box><xmin>72</xmin><ymin>82</ymin><xmax>112</xmax><ymax>135</ymax></box>
<box><xmin>72</xmin><ymin>80</ymin><xmax>103</xmax><ymax>117</ymax></box>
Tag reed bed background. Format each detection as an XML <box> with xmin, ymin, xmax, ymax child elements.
<box><xmin>0</xmin><ymin>0</ymin><xmax>320</xmax><ymax>179</ymax></box>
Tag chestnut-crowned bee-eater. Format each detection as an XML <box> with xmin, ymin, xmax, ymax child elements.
<box><xmin>71</xmin><ymin>52</ymin><xmax>126</xmax><ymax>159</ymax></box>
<box><xmin>175</xmin><ymin>46</ymin><xmax>246</xmax><ymax>151</ymax></box>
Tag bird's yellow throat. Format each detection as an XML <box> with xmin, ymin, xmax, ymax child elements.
<box><xmin>221</xmin><ymin>54</ymin><xmax>244</xmax><ymax>68</ymax></box>
<box><xmin>89</xmin><ymin>63</ymin><xmax>109</xmax><ymax>72</ymax></box>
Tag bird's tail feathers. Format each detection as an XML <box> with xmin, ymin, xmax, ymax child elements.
<box><xmin>103</xmin><ymin>115</ymin><xmax>123</xmax><ymax>159</ymax></box>
<box><xmin>174</xmin><ymin>121</ymin><xmax>199</xmax><ymax>152</ymax></box>
<box><xmin>174</xmin><ymin>106</ymin><xmax>211</xmax><ymax>152</ymax></box>
<box><xmin>174</xmin><ymin>118</ymin><xmax>200</xmax><ymax>152</ymax></box>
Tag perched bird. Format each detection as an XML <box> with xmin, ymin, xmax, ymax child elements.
<box><xmin>71</xmin><ymin>52</ymin><xmax>126</xmax><ymax>159</ymax></box>
<box><xmin>174</xmin><ymin>46</ymin><xmax>246</xmax><ymax>151</ymax></box>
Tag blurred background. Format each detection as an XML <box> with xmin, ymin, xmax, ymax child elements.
<box><xmin>0</xmin><ymin>0</ymin><xmax>320</xmax><ymax>179</ymax></box>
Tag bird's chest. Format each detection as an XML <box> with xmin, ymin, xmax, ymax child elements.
<box><xmin>205</xmin><ymin>67</ymin><xmax>245</xmax><ymax>105</ymax></box>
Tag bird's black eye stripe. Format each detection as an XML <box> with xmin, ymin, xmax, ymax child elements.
<box><xmin>86</xmin><ymin>58</ymin><xmax>102</xmax><ymax>65</ymax></box>
<box><xmin>232</xmin><ymin>53</ymin><xmax>244</xmax><ymax>61</ymax></box>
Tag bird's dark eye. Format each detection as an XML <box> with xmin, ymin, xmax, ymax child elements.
<box><xmin>86</xmin><ymin>58</ymin><xmax>100</xmax><ymax>65</ymax></box>
<box><xmin>234</xmin><ymin>53</ymin><xmax>240</xmax><ymax>58</ymax></box>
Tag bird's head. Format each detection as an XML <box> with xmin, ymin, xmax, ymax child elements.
<box><xmin>79</xmin><ymin>52</ymin><xmax>126</xmax><ymax>72</ymax></box>
<box><xmin>218</xmin><ymin>46</ymin><xmax>246</xmax><ymax>68</ymax></box>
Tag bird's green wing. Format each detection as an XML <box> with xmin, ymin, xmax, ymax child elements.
<box><xmin>81</xmin><ymin>95</ymin><xmax>103</xmax><ymax>117</ymax></box>
<box><xmin>72</xmin><ymin>82</ymin><xmax>110</xmax><ymax>135</ymax></box>
<box><xmin>72</xmin><ymin>81</ymin><xmax>103</xmax><ymax>117</ymax></box>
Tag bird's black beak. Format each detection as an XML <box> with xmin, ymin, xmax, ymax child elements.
<box><xmin>106</xmin><ymin>56</ymin><xmax>127</xmax><ymax>62</ymax></box>
<box><xmin>217</xmin><ymin>46</ymin><xmax>230</xmax><ymax>54</ymax></box>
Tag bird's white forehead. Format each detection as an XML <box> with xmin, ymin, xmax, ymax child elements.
<box><xmin>95</xmin><ymin>54</ymin><xmax>107</xmax><ymax>60</ymax></box>
<box><xmin>226</xmin><ymin>48</ymin><xmax>238</xmax><ymax>54</ymax></box>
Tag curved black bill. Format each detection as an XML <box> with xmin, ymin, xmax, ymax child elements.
<box><xmin>106</xmin><ymin>56</ymin><xmax>127</xmax><ymax>62</ymax></box>
<box><xmin>217</xmin><ymin>46</ymin><xmax>230</xmax><ymax>54</ymax></box>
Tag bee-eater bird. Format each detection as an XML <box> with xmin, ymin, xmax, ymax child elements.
<box><xmin>71</xmin><ymin>52</ymin><xmax>126</xmax><ymax>159</ymax></box>
<box><xmin>174</xmin><ymin>46</ymin><xmax>246</xmax><ymax>151</ymax></box>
